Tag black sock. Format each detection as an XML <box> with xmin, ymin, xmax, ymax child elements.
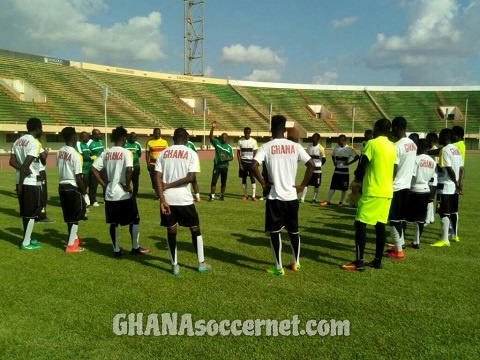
<box><xmin>450</xmin><ymin>213</ymin><xmax>458</xmax><ymax>235</ymax></box>
<box><xmin>288</xmin><ymin>232</ymin><xmax>300</xmax><ymax>264</ymax></box>
<box><xmin>167</xmin><ymin>232</ymin><xmax>177</xmax><ymax>265</ymax></box>
<box><xmin>355</xmin><ymin>221</ymin><xmax>367</xmax><ymax>262</ymax></box>
<box><xmin>374</xmin><ymin>222</ymin><xmax>386</xmax><ymax>260</ymax></box>
<box><xmin>270</xmin><ymin>232</ymin><xmax>282</xmax><ymax>269</ymax></box>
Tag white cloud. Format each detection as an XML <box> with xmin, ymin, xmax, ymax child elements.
<box><xmin>312</xmin><ymin>70</ymin><xmax>338</xmax><ymax>85</ymax></box>
<box><xmin>204</xmin><ymin>66</ymin><xmax>214</xmax><ymax>77</ymax></box>
<box><xmin>222</xmin><ymin>44</ymin><xmax>286</xmax><ymax>65</ymax></box>
<box><xmin>244</xmin><ymin>69</ymin><xmax>281</xmax><ymax>82</ymax></box>
<box><xmin>0</xmin><ymin>0</ymin><xmax>166</xmax><ymax>64</ymax></box>
<box><xmin>330</xmin><ymin>16</ymin><xmax>358</xmax><ymax>29</ymax></box>
<box><xmin>365</xmin><ymin>0</ymin><xmax>480</xmax><ymax>85</ymax></box>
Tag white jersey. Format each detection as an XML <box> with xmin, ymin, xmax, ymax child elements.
<box><xmin>155</xmin><ymin>145</ymin><xmax>200</xmax><ymax>206</ymax></box>
<box><xmin>12</xmin><ymin>134</ymin><xmax>41</xmax><ymax>186</ymax></box>
<box><xmin>237</xmin><ymin>137</ymin><xmax>258</xmax><ymax>163</ymax></box>
<box><xmin>332</xmin><ymin>145</ymin><xmax>356</xmax><ymax>173</ymax></box>
<box><xmin>393</xmin><ymin>137</ymin><xmax>417</xmax><ymax>192</ymax></box>
<box><xmin>438</xmin><ymin>144</ymin><xmax>463</xmax><ymax>195</ymax></box>
<box><xmin>428</xmin><ymin>145</ymin><xmax>439</xmax><ymax>186</ymax></box>
<box><xmin>57</xmin><ymin>145</ymin><xmax>83</xmax><ymax>187</ymax></box>
<box><xmin>307</xmin><ymin>144</ymin><xmax>325</xmax><ymax>174</ymax></box>
<box><xmin>93</xmin><ymin>146</ymin><xmax>133</xmax><ymax>201</ymax></box>
<box><xmin>38</xmin><ymin>148</ymin><xmax>46</xmax><ymax>172</ymax></box>
<box><xmin>411</xmin><ymin>154</ymin><xmax>436</xmax><ymax>193</ymax></box>
<box><xmin>254</xmin><ymin>138</ymin><xmax>311</xmax><ymax>201</ymax></box>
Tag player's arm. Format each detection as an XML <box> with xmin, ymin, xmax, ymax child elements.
<box><xmin>123</xmin><ymin>166</ymin><xmax>133</xmax><ymax>193</ymax></box>
<box><xmin>427</xmin><ymin>147</ymin><xmax>441</xmax><ymax>156</ymax></box>
<box><xmin>251</xmin><ymin>160</ymin><xmax>267</xmax><ymax>189</ymax></box>
<box><xmin>321</xmin><ymin>156</ymin><xmax>326</xmax><ymax>166</ymax></box>
<box><xmin>346</xmin><ymin>154</ymin><xmax>360</xmax><ymax>165</ymax></box>
<box><xmin>237</xmin><ymin>147</ymin><xmax>243</xmax><ymax>170</ymax></box>
<box><xmin>295</xmin><ymin>159</ymin><xmax>315</xmax><ymax>193</ymax></box>
<box><xmin>91</xmin><ymin>167</ymin><xmax>107</xmax><ymax>189</ymax></box>
<box><xmin>155</xmin><ymin>171</ymin><xmax>171</xmax><ymax>215</ymax></box>
<box><xmin>75</xmin><ymin>174</ymin><xmax>87</xmax><ymax>195</ymax></box>
<box><xmin>354</xmin><ymin>156</ymin><xmax>370</xmax><ymax>182</ymax></box>
<box><xmin>162</xmin><ymin>172</ymin><xmax>196</xmax><ymax>191</ymax></box>
<box><xmin>9</xmin><ymin>154</ymin><xmax>22</xmax><ymax>171</ymax></box>
<box><xmin>458</xmin><ymin>166</ymin><xmax>465</xmax><ymax>194</ymax></box>
<box><xmin>226</xmin><ymin>147</ymin><xmax>234</xmax><ymax>162</ymax></box>
<box><xmin>209</xmin><ymin>121</ymin><xmax>217</xmax><ymax>143</ymax></box>
<box><xmin>393</xmin><ymin>164</ymin><xmax>399</xmax><ymax>179</ymax></box>
<box><xmin>16</xmin><ymin>155</ymin><xmax>36</xmax><ymax>195</ymax></box>
<box><xmin>39</xmin><ymin>148</ymin><xmax>49</xmax><ymax>166</ymax></box>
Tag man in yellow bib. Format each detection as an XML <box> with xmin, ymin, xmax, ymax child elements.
<box><xmin>146</xmin><ymin>128</ymin><xmax>168</xmax><ymax>199</ymax></box>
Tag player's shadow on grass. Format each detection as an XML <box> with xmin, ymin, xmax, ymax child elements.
<box><xmin>0</xmin><ymin>228</ymin><xmax>22</xmax><ymax>247</ymax></box>
<box><xmin>0</xmin><ymin>188</ymin><xmax>18</xmax><ymax>199</ymax></box>
<box><xmin>83</xmin><ymin>235</ymin><xmax>172</xmax><ymax>274</ymax></box>
<box><xmin>0</xmin><ymin>207</ymin><xmax>19</xmax><ymax>218</ymax></box>
<box><xmin>47</xmin><ymin>196</ymin><xmax>61</xmax><ymax>208</ymax></box>
<box><xmin>2</xmin><ymin>226</ymin><xmax>65</xmax><ymax>250</ymax></box>
<box><xmin>150</xmin><ymin>235</ymin><xmax>199</xmax><ymax>272</ymax></box>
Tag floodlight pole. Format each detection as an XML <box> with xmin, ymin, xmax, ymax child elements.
<box><xmin>351</xmin><ymin>107</ymin><xmax>355</xmax><ymax>146</ymax></box>
<box><xmin>444</xmin><ymin>108</ymin><xmax>449</xmax><ymax>129</ymax></box>
<box><xmin>103</xmin><ymin>85</ymin><xmax>108</xmax><ymax>148</ymax></box>
<box><xmin>269</xmin><ymin>103</ymin><xmax>273</xmax><ymax>131</ymax></box>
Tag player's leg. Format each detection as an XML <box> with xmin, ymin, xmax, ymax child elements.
<box><xmin>300</xmin><ymin>186</ymin><xmax>308</xmax><ymax>202</ymax></box>
<box><xmin>19</xmin><ymin>185</ymin><xmax>41</xmax><ymax>250</ymax></box>
<box><xmin>128</xmin><ymin>198</ymin><xmax>149</xmax><ymax>254</ymax></box>
<box><xmin>342</xmin><ymin>220</ymin><xmax>366</xmax><ymax>271</ymax></box>
<box><xmin>312</xmin><ymin>174</ymin><xmax>321</xmax><ymax>203</ymax></box>
<box><xmin>320</xmin><ymin>174</ymin><xmax>336</xmax><ymax>206</ymax></box>
<box><xmin>190</xmin><ymin>225</ymin><xmax>211</xmax><ymax>273</ymax></box>
<box><xmin>210</xmin><ymin>169</ymin><xmax>219</xmax><ymax>201</ymax></box>
<box><xmin>247</xmin><ymin>165</ymin><xmax>257</xmax><ymax>201</ymax></box>
<box><xmin>37</xmin><ymin>170</ymin><xmax>48</xmax><ymax>221</ymax></box>
<box><xmin>432</xmin><ymin>194</ymin><xmax>451</xmax><ymax>247</ymax></box>
<box><xmin>219</xmin><ymin>170</ymin><xmax>227</xmax><ymax>200</ymax></box>
<box><xmin>88</xmin><ymin>169</ymin><xmax>99</xmax><ymax>205</ymax></box>
<box><xmin>269</xmin><ymin>230</ymin><xmax>283</xmax><ymax>271</ymax></box>
<box><xmin>109</xmin><ymin>223</ymin><xmax>121</xmax><ymax>255</ymax></box>
<box><xmin>265</xmin><ymin>200</ymin><xmax>285</xmax><ymax>275</ymax></box>
<box><xmin>372</xmin><ymin>222</ymin><xmax>386</xmax><ymax>267</ymax></box>
<box><xmin>166</xmin><ymin>224</ymin><xmax>178</xmax><ymax>269</ymax></box>
<box><xmin>284</xmin><ymin>200</ymin><xmax>301</xmax><ymax>271</ymax></box>
<box><xmin>241</xmin><ymin>172</ymin><xmax>248</xmax><ymax>200</ymax></box>
<box><xmin>132</xmin><ymin>165</ymin><xmax>140</xmax><ymax>198</ymax></box>
<box><xmin>338</xmin><ymin>174</ymin><xmax>349</xmax><ymax>206</ymax></box>
<box><xmin>60</xmin><ymin>185</ymin><xmax>84</xmax><ymax>253</ymax></box>
<box><xmin>193</xmin><ymin>180</ymin><xmax>201</xmax><ymax>202</ymax></box>
<box><xmin>148</xmin><ymin>167</ymin><xmax>158</xmax><ymax>200</ymax></box>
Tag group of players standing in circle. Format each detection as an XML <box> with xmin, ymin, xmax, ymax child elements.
<box><xmin>9</xmin><ymin>115</ymin><xmax>465</xmax><ymax>275</ymax></box>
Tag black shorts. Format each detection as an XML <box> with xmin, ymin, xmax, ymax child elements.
<box><xmin>389</xmin><ymin>189</ymin><xmax>410</xmax><ymax>222</ymax></box>
<box><xmin>161</xmin><ymin>204</ymin><xmax>200</xmax><ymax>228</ymax></box>
<box><xmin>330</xmin><ymin>172</ymin><xmax>349</xmax><ymax>191</ymax></box>
<box><xmin>265</xmin><ymin>199</ymin><xmax>299</xmax><ymax>233</ymax></box>
<box><xmin>211</xmin><ymin>167</ymin><xmax>229</xmax><ymax>187</ymax></box>
<box><xmin>308</xmin><ymin>173</ymin><xmax>322</xmax><ymax>188</ymax></box>
<box><xmin>105</xmin><ymin>197</ymin><xmax>140</xmax><ymax>225</ymax></box>
<box><xmin>405</xmin><ymin>192</ymin><xmax>430</xmax><ymax>223</ymax></box>
<box><xmin>18</xmin><ymin>185</ymin><xmax>42</xmax><ymax>218</ymax></box>
<box><xmin>238</xmin><ymin>161</ymin><xmax>255</xmax><ymax>180</ymax></box>
<box><xmin>429</xmin><ymin>185</ymin><xmax>437</xmax><ymax>202</ymax></box>
<box><xmin>59</xmin><ymin>184</ymin><xmax>87</xmax><ymax>223</ymax></box>
<box><xmin>437</xmin><ymin>193</ymin><xmax>459</xmax><ymax>215</ymax></box>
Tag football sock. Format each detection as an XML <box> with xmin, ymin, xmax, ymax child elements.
<box><xmin>427</xmin><ymin>202</ymin><xmax>435</xmax><ymax>223</ymax></box>
<box><xmin>191</xmin><ymin>230</ymin><xmax>205</xmax><ymax>263</ymax></box>
<box><xmin>270</xmin><ymin>231</ymin><xmax>283</xmax><ymax>270</ymax></box>
<box><xmin>374</xmin><ymin>222</ymin><xmax>386</xmax><ymax>260</ymax></box>
<box><xmin>288</xmin><ymin>232</ymin><xmax>300</xmax><ymax>265</ymax></box>
<box><xmin>312</xmin><ymin>188</ymin><xmax>319</xmax><ymax>201</ymax></box>
<box><xmin>450</xmin><ymin>213</ymin><xmax>458</xmax><ymax>237</ymax></box>
<box><xmin>167</xmin><ymin>232</ymin><xmax>177</xmax><ymax>266</ymax></box>
<box><xmin>195</xmin><ymin>193</ymin><xmax>200</xmax><ymax>199</ymax></box>
<box><xmin>390</xmin><ymin>222</ymin><xmax>403</xmax><ymax>251</ymax></box>
<box><xmin>22</xmin><ymin>218</ymin><xmax>35</xmax><ymax>246</ymax></box>
<box><xmin>414</xmin><ymin>222</ymin><xmax>424</xmax><ymax>245</ymax></box>
<box><xmin>129</xmin><ymin>223</ymin><xmax>140</xmax><ymax>249</ymax></box>
<box><xmin>301</xmin><ymin>186</ymin><xmax>308</xmax><ymax>201</ymax></box>
<box><xmin>67</xmin><ymin>223</ymin><xmax>78</xmax><ymax>246</ymax></box>
<box><xmin>109</xmin><ymin>224</ymin><xmax>120</xmax><ymax>252</ymax></box>
<box><xmin>251</xmin><ymin>183</ymin><xmax>256</xmax><ymax>198</ymax></box>
<box><xmin>242</xmin><ymin>183</ymin><xmax>248</xmax><ymax>196</ymax></box>
<box><xmin>327</xmin><ymin>189</ymin><xmax>335</xmax><ymax>202</ymax></box>
<box><xmin>340</xmin><ymin>191</ymin><xmax>347</xmax><ymax>203</ymax></box>
<box><xmin>441</xmin><ymin>216</ymin><xmax>450</xmax><ymax>242</ymax></box>
<box><xmin>354</xmin><ymin>221</ymin><xmax>367</xmax><ymax>262</ymax></box>
<box><xmin>210</xmin><ymin>194</ymin><xmax>215</xmax><ymax>199</ymax></box>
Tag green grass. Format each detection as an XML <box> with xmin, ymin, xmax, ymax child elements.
<box><xmin>0</xmin><ymin>156</ymin><xmax>479</xmax><ymax>359</ymax></box>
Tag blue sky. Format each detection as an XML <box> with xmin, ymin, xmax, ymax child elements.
<box><xmin>1</xmin><ymin>0</ymin><xmax>479</xmax><ymax>86</ymax></box>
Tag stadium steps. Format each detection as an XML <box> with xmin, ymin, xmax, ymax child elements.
<box><xmin>436</xmin><ymin>91</ymin><xmax>447</xmax><ymax>106</ymax></box>
<box><xmin>228</xmin><ymin>84</ymin><xmax>270</xmax><ymax>123</ymax></box>
<box><xmin>364</xmin><ymin>89</ymin><xmax>388</xmax><ymax>119</ymax></box>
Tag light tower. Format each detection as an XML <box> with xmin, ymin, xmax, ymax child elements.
<box><xmin>184</xmin><ymin>0</ymin><xmax>204</xmax><ymax>76</ymax></box>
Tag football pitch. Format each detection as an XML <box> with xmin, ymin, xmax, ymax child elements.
<box><xmin>0</xmin><ymin>156</ymin><xmax>478</xmax><ymax>359</ymax></box>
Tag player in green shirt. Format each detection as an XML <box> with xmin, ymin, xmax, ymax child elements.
<box><xmin>76</xmin><ymin>131</ymin><xmax>93</xmax><ymax>206</ymax></box>
<box><xmin>125</xmin><ymin>132</ymin><xmax>143</xmax><ymax>198</ymax></box>
<box><xmin>185</xmin><ymin>132</ymin><xmax>201</xmax><ymax>202</ymax></box>
<box><xmin>88</xmin><ymin>129</ymin><xmax>105</xmax><ymax>206</ymax></box>
<box><xmin>208</xmin><ymin>121</ymin><xmax>234</xmax><ymax>201</ymax></box>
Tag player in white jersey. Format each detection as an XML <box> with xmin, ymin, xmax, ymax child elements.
<box><xmin>237</xmin><ymin>127</ymin><xmax>259</xmax><ymax>201</ymax></box>
<box><xmin>92</xmin><ymin>126</ymin><xmax>150</xmax><ymax>257</ymax></box>
<box><xmin>9</xmin><ymin>118</ymin><xmax>44</xmax><ymax>250</ymax></box>
<box><xmin>155</xmin><ymin>127</ymin><xmax>211</xmax><ymax>275</ymax></box>
<box><xmin>425</xmin><ymin>132</ymin><xmax>439</xmax><ymax>225</ymax></box>
<box><xmin>387</xmin><ymin>117</ymin><xmax>417</xmax><ymax>260</ymax></box>
<box><xmin>36</xmin><ymin>146</ymin><xmax>55</xmax><ymax>223</ymax></box>
<box><xmin>405</xmin><ymin>139</ymin><xmax>436</xmax><ymax>249</ymax></box>
<box><xmin>57</xmin><ymin>127</ymin><xmax>87</xmax><ymax>253</ymax></box>
<box><xmin>251</xmin><ymin>115</ymin><xmax>314</xmax><ymax>276</ymax></box>
<box><xmin>320</xmin><ymin>134</ymin><xmax>358</xmax><ymax>206</ymax></box>
<box><xmin>432</xmin><ymin>129</ymin><xmax>464</xmax><ymax>247</ymax></box>
<box><xmin>299</xmin><ymin>133</ymin><xmax>326</xmax><ymax>204</ymax></box>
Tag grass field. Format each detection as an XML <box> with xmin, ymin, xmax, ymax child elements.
<box><xmin>0</xmin><ymin>155</ymin><xmax>479</xmax><ymax>359</ymax></box>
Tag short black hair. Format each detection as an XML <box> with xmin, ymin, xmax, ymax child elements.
<box><xmin>452</xmin><ymin>125</ymin><xmax>464</xmax><ymax>139</ymax></box>
<box><xmin>392</xmin><ymin>116</ymin><xmax>407</xmax><ymax>131</ymax></box>
<box><xmin>417</xmin><ymin>139</ymin><xmax>429</xmax><ymax>153</ymax></box>
<box><xmin>26</xmin><ymin>117</ymin><xmax>42</xmax><ymax>132</ymax></box>
<box><xmin>426</xmin><ymin>132</ymin><xmax>438</xmax><ymax>141</ymax></box>
<box><xmin>244</xmin><ymin>127</ymin><xmax>251</xmax><ymax>132</ymax></box>
<box><xmin>374</xmin><ymin>118</ymin><xmax>391</xmax><ymax>135</ymax></box>
<box><xmin>111</xmin><ymin>126</ymin><xmax>128</xmax><ymax>142</ymax></box>
<box><xmin>312</xmin><ymin>132</ymin><xmax>320</xmax><ymax>139</ymax></box>
<box><xmin>338</xmin><ymin>134</ymin><xmax>347</xmax><ymax>141</ymax></box>
<box><xmin>173</xmin><ymin>127</ymin><xmax>188</xmax><ymax>142</ymax></box>
<box><xmin>153</xmin><ymin>127</ymin><xmax>160</xmax><ymax>132</ymax></box>
<box><xmin>440</xmin><ymin>128</ymin><xmax>453</xmax><ymax>142</ymax></box>
<box><xmin>61</xmin><ymin>127</ymin><xmax>76</xmax><ymax>142</ymax></box>
<box><xmin>408</xmin><ymin>132</ymin><xmax>420</xmax><ymax>145</ymax></box>
<box><xmin>364</xmin><ymin>129</ymin><xmax>373</xmax><ymax>136</ymax></box>
<box><xmin>271</xmin><ymin>115</ymin><xmax>286</xmax><ymax>132</ymax></box>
